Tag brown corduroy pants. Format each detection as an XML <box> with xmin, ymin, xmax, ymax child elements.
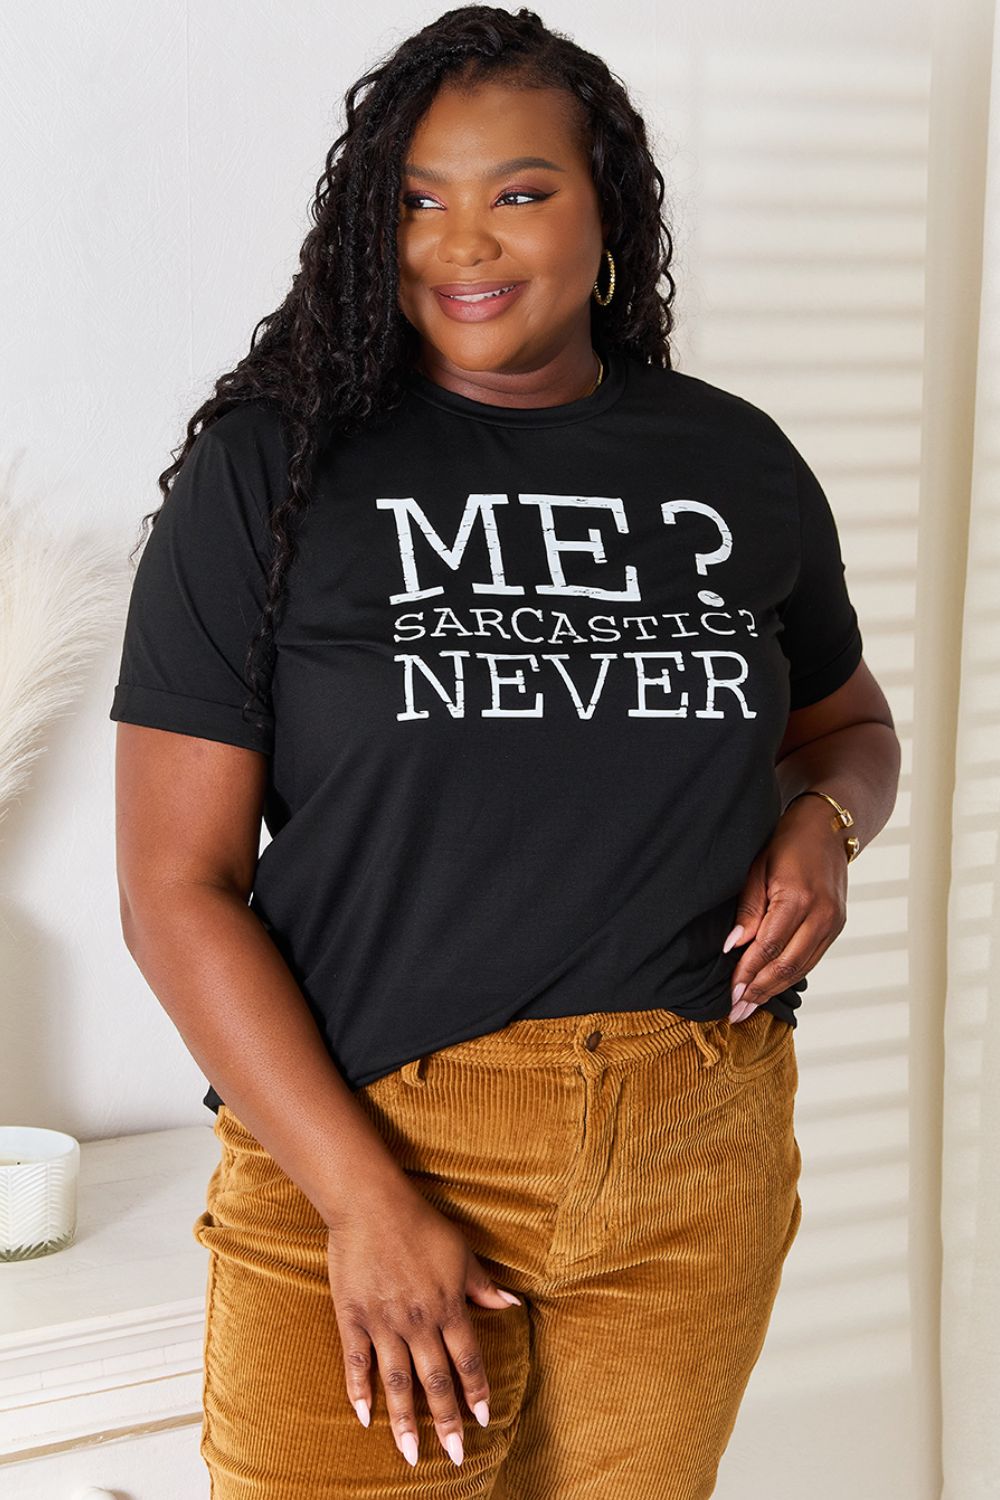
<box><xmin>192</xmin><ymin>1005</ymin><xmax>802</xmax><ymax>1499</ymax></box>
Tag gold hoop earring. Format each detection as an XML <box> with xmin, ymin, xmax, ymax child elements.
<box><xmin>592</xmin><ymin>247</ymin><xmax>615</xmax><ymax>306</ymax></box>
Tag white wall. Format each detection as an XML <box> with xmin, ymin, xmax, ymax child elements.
<box><xmin>1</xmin><ymin>3</ymin><xmax>931</xmax><ymax>1497</ymax></box>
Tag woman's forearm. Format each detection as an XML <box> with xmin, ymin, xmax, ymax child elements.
<box><xmin>774</xmin><ymin>720</ymin><xmax>901</xmax><ymax>854</ymax></box>
<box><xmin>123</xmin><ymin>886</ymin><xmax>412</xmax><ymax>1228</ymax></box>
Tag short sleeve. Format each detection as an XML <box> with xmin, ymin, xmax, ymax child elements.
<box><xmin>777</xmin><ymin>438</ymin><xmax>864</xmax><ymax>710</ymax></box>
<box><xmin>109</xmin><ymin>414</ymin><xmax>276</xmax><ymax>754</ymax></box>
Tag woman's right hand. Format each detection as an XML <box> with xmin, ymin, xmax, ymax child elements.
<box><xmin>325</xmin><ymin>1177</ymin><xmax>522</xmax><ymax>1469</ymax></box>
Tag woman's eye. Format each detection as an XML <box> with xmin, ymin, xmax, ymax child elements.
<box><xmin>400</xmin><ymin>190</ymin><xmax>549</xmax><ymax>210</ymax></box>
<box><xmin>497</xmin><ymin>190</ymin><xmax>547</xmax><ymax>206</ymax></box>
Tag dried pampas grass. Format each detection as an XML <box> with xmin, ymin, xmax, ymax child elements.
<box><xmin>0</xmin><ymin>474</ymin><xmax>127</xmax><ymax>828</ymax></box>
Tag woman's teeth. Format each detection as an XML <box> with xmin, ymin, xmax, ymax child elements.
<box><xmin>445</xmin><ymin>285</ymin><xmax>516</xmax><ymax>302</ymax></box>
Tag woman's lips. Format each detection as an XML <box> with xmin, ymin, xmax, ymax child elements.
<box><xmin>433</xmin><ymin>282</ymin><xmax>526</xmax><ymax>323</ymax></box>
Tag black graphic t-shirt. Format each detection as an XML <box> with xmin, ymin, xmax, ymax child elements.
<box><xmin>110</xmin><ymin>343</ymin><xmax>863</xmax><ymax>1112</ymax></box>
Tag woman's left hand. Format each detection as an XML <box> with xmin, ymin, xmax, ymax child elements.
<box><xmin>723</xmin><ymin>795</ymin><xmax>850</xmax><ymax>1022</ymax></box>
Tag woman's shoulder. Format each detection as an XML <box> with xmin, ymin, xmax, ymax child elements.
<box><xmin>201</xmin><ymin>398</ymin><xmax>288</xmax><ymax>457</ymax></box>
<box><xmin>167</xmin><ymin>405</ymin><xmax>289</xmax><ymax>534</ymax></box>
<box><xmin>628</xmin><ymin>357</ymin><xmax>791</xmax><ymax>456</ymax></box>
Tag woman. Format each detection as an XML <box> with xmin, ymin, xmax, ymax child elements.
<box><xmin>111</xmin><ymin>6</ymin><xmax>900</xmax><ymax>1497</ymax></box>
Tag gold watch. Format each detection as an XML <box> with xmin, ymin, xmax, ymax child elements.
<box><xmin>790</xmin><ymin>789</ymin><xmax>861</xmax><ymax>863</ymax></box>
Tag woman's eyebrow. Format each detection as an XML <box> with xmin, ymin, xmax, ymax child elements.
<box><xmin>402</xmin><ymin>156</ymin><xmax>566</xmax><ymax>183</ymax></box>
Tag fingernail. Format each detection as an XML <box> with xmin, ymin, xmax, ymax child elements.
<box><xmin>731</xmin><ymin>982</ymin><xmax>746</xmax><ymax>1004</ymax></box>
<box><xmin>446</xmin><ymin>1432</ymin><xmax>465</xmax><ymax>1466</ymax></box>
<box><xmin>497</xmin><ymin>1289</ymin><xmax>522</xmax><ymax>1305</ymax></box>
<box><xmin>401</xmin><ymin>1432</ymin><xmax>419</xmax><ymax>1466</ymax></box>
<box><xmin>729</xmin><ymin>1001</ymin><xmax>748</xmax><ymax>1022</ymax></box>
<box><xmin>722</xmin><ymin>924</ymin><xmax>744</xmax><ymax>953</ymax></box>
<box><xmin>474</xmin><ymin>1400</ymin><xmax>491</xmax><ymax>1427</ymax></box>
<box><xmin>354</xmin><ymin>1397</ymin><xmax>370</xmax><ymax>1428</ymax></box>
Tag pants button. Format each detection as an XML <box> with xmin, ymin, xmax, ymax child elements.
<box><xmin>585</xmin><ymin>1029</ymin><xmax>602</xmax><ymax>1051</ymax></box>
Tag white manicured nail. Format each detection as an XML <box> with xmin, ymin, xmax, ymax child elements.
<box><xmin>723</xmin><ymin>924</ymin><xmax>744</xmax><ymax>953</ymax></box>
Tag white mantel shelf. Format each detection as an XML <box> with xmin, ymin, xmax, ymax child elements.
<box><xmin>0</xmin><ymin>1124</ymin><xmax>219</xmax><ymax>1465</ymax></box>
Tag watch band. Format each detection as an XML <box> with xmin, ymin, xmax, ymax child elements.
<box><xmin>790</xmin><ymin>789</ymin><xmax>862</xmax><ymax>863</ymax></box>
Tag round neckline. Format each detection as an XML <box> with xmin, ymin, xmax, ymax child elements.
<box><xmin>403</xmin><ymin>341</ymin><xmax>628</xmax><ymax>428</ymax></box>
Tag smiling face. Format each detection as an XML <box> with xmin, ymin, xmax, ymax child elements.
<box><xmin>396</xmin><ymin>74</ymin><xmax>608</xmax><ymax>403</ymax></box>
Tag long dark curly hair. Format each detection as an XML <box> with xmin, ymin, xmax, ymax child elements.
<box><xmin>129</xmin><ymin>5</ymin><xmax>678</xmax><ymax>739</ymax></box>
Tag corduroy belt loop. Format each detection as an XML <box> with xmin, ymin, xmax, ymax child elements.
<box><xmin>400</xmin><ymin>1056</ymin><xmax>427</xmax><ymax>1087</ymax></box>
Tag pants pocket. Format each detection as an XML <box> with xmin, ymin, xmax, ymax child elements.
<box><xmin>719</xmin><ymin>1008</ymin><xmax>795</xmax><ymax>1083</ymax></box>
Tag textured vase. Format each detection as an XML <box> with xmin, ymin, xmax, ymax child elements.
<box><xmin>0</xmin><ymin>1126</ymin><xmax>79</xmax><ymax>1261</ymax></box>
